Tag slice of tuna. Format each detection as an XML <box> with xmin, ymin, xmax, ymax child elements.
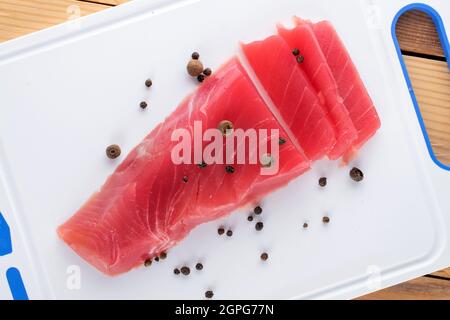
<box><xmin>278</xmin><ymin>23</ymin><xmax>358</xmax><ymax>159</ymax></box>
<box><xmin>296</xmin><ymin>18</ymin><xmax>381</xmax><ymax>156</ymax></box>
<box><xmin>57</xmin><ymin>58</ymin><xmax>309</xmax><ymax>276</ymax></box>
<box><xmin>241</xmin><ymin>35</ymin><xmax>336</xmax><ymax>161</ymax></box>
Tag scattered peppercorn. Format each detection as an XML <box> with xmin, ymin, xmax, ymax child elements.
<box><xmin>197</xmin><ymin>74</ymin><xmax>205</xmax><ymax>82</ymax></box>
<box><xmin>226</xmin><ymin>230</ymin><xmax>233</xmax><ymax>237</ymax></box>
<box><xmin>205</xmin><ymin>290</ymin><xmax>214</xmax><ymax>299</ymax></box>
<box><xmin>292</xmin><ymin>48</ymin><xmax>300</xmax><ymax>56</ymax></box>
<box><xmin>145</xmin><ymin>79</ymin><xmax>153</xmax><ymax>88</ymax></box>
<box><xmin>260</xmin><ymin>153</ymin><xmax>273</xmax><ymax>167</ymax></box>
<box><xmin>191</xmin><ymin>52</ymin><xmax>200</xmax><ymax>60</ymax></box>
<box><xmin>160</xmin><ymin>252</ymin><xmax>167</xmax><ymax>260</ymax></box>
<box><xmin>323</xmin><ymin>216</ymin><xmax>330</xmax><ymax>224</ymax></box>
<box><xmin>303</xmin><ymin>223</ymin><xmax>309</xmax><ymax>229</ymax></box>
<box><xmin>182</xmin><ymin>176</ymin><xmax>189</xmax><ymax>183</ymax></box>
<box><xmin>140</xmin><ymin>101</ymin><xmax>148</xmax><ymax>109</ymax></box>
<box><xmin>187</xmin><ymin>59</ymin><xmax>204</xmax><ymax>77</ymax></box>
<box><xmin>154</xmin><ymin>257</ymin><xmax>160</xmax><ymax>262</ymax></box>
<box><xmin>296</xmin><ymin>55</ymin><xmax>305</xmax><ymax>63</ymax></box>
<box><xmin>174</xmin><ymin>268</ymin><xmax>180</xmax><ymax>275</ymax></box>
<box><xmin>106</xmin><ymin>144</ymin><xmax>121</xmax><ymax>159</ymax></box>
<box><xmin>196</xmin><ymin>263</ymin><xmax>203</xmax><ymax>271</ymax></box>
<box><xmin>254</xmin><ymin>206</ymin><xmax>263</xmax><ymax>215</ymax></box>
<box><xmin>203</xmin><ymin>68</ymin><xmax>212</xmax><ymax>76</ymax></box>
<box><xmin>218</xmin><ymin>227</ymin><xmax>225</xmax><ymax>235</ymax></box>
<box><xmin>180</xmin><ymin>266</ymin><xmax>190</xmax><ymax>276</ymax></box>
<box><xmin>198</xmin><ymin>161</ymin><xmax>207</xmax><ymax>169</ymax></box>
<box><xmin>218</xmin><ymin>120</ymin><xmax>234</xmax><ymax>136</ymax></box>
<box><xmin>255</xmin><ymin>222</ymin><xmax>264</xmax><ymax>231</ymax></box>
<box><xmin>260</xmin><ymin>252</ymin><xmax>269</xmax><ymax>261</ymax></box>
<box><xmin>279</xmin><ymin>137</ymin><xmax>286</xmax><ymax>145</ymax></box>
<box><xmin>144</xmin><ymin>259</ymin><xmax>152</xmax><ymax>267</ymax></box>
<box><xmin>247</xmin><ymin>215</ymin><xmax>254</xmax><ymax>222</ymax></box>
<box><xmin>350</xmin><ymin>167</ymin><xmax>364</xmax><ymax>182</ymax></box>
<box><xmin>225</xmin><ymin>165</ymin><xmax>235</xmax><ymax>174</ymax></box>
<box><xmin>319</xmin><ymin>177</ymin><xmax>327</xmax><ymax>187</ymax></box>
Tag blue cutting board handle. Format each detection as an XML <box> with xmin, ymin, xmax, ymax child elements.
<box><xmin>392</xmin><ymin>3</ymin><xmax>450</xmax><ymax>171</ymax></box>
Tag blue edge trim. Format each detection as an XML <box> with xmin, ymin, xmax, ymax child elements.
<box><xmin>0</xmin><ymin>212</ymin><xmax>29</xmax><ymax>300</ymax></box>
<box><xmin>392</xmin><ymin>3</ymin><xmax>450</xmax><ymax>171</ymax></box>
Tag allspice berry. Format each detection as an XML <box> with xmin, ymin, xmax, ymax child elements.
<box><xmin>187</xmin><ymin>59</ymin><xmax>204</xmax><ymax>77</ymax></box>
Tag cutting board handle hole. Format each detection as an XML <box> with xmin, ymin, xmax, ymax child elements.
<box><xmin>392</xmin><ymin>3</ymin><xmax>450</xmax><ymax>170</ymax></box>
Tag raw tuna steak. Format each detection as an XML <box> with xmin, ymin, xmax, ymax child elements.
<box><xmin>241</xmin><ymin>35</ymin><xmax>336</xmax><ymax>161</ymax></box>
<box><xmin>296</xmin><ymin>18</ymin><xmax>381</xmax><ymax>156</ymax></box>
<box><xmin>58</xmin><ymin>58</ymin><xmax>309</xmax><ymax>276</ymax></box>
<box><xmin>278</xmin><ymin>23</ymin><xmax>358</xmax><ymax>159</ymax></box>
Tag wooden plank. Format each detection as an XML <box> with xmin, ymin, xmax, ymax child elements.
<box><xmin>396</xmin><ymin>10</ymin><xmax>445</xmax><ymax>57</ymax></box>
<box><xmin>432</xmin><ymin>268</ymin><xmax>450</xmax><ymax>279</ymax></box>
<box><xmin>403</xmin><ymin>55</ymin><xmax>450</xmax><ymax>165</ymax></box>
<box><xmin>358</xmin><ymin>277</ymin><xmax>450</xmax><ymax>300</ymax></box>
<box><xmin>79</xmin><ymin>0</ymin><xmax>128</xmax><ymax>5</ymax></box>
<box><xmin>0</xmin><ymin>0</ymin><xmax>108</xmax><ymax>42</ymax></box>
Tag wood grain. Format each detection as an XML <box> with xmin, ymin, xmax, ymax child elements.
<box><xmin>403</xmin><ymin>55</ymin><xmax>450</xmax><ymax>165</ymax></box>
<box><xmin>358</xmin><ymin>277</ymin><xmax>450</xmax><ymax>300</ymax></box>
<box><xmin>0</xmin><ymin>0</ymin><xmax>107</xmax><ymax>42</ymax></box>
<box><xmin>79</xmin><ymin>0</ymin><xmax>128</xmax><ymax>5</ymax></box>
<box><xmin>431</xmin><ymin>268</ymin><xmax>450</xmax><ymax>279</ymax></box>
<box><xmin>395</xmin><ymin>9</ymin><xmax>445</xmax><ymax>57</ymax></box>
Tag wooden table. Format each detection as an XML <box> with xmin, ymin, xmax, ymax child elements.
<box><xmin>0</xmin><ymin>0</ymin><xmax>449</xmax><ymax>299</ymax></box>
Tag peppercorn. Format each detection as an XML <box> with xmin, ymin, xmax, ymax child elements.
<box><xmin>225</xmin><ymin>165</ymin><xmax>235</xmax><ymax>174</ymax></box>
<box><xmin>180</xmin><ymin>266</ymin><xmax>190</xmax><ymax>276</ymax></box>
<box><xmin>323</xmin><ymin>216</ymin><xmax>330</xmax><ymax>224</ymax></box>
<box><xmin>279</xmin><ymin>137</ymin><xmax>286</xmax><ymax>145</ymax></box>
<box><xmin>350</xmin><ymin>167</ymin><xmax>364</xmax><ymax>182</ymax></box>
<box><xmin>183</xmin><ymin>176</ymin><xmax>189</xmax><ymax>183</ymax></box>
<box><xmin>303</xmin><ymin>223</ymin><xmax>309</xmax><ymax>229</ymax></box>
<box><xmin>191</xmin><ymin>52</ymin><xmax>200</xmax><ymax>60</ymax></box>
<box><xmin>197</xmin><ymin>74</ymin><xmax>205</xmax><ymax>82</ymax></box>
<box><xmin>160</xmin><ymin>252</ymin><xmax>167</xmax><ymax>260</ymax></box>
<box><xmin>292</xmin><ymin>48</ymin><xmax>300</xmax><ymax>56</ymax></box>
<box><xmin>247</xmin><ymin>215</ymin><xmax>254</xmax><ymax>222</ymax></box>
<box><xmin>218</xmin><ymin>227</ymin><xmax>225</xmax><ymax>235</ymax></box>
<box><xmin>205</xmin><ymin>290</ymin><xmax>214</xmax><ymax>299</ymax></box>
<box><xmin>260</xmin><ymin>252</ymin><xmax>269</xmax><ymax>261</ymax></box>
<box><xmin>187</xmin><ymin>59</ymin><xmax>204</xmax><ymax>77</ymax></box>
<box><xmin>254</xmin><ymin>206</ymin><xmax>263</xmax><ymax>215</ymax></box>
<box><xmin>196</xmin><ymin>263</ymin><xmax>203</xmax><ymax>271</ymax></box>
<box><xmin>140</xmin><ymin>101</ymin><xmax>148</xmax><ymax>109</ymax></box>
<box><xmin>255</xmin><ymin>222</ymin><xmax>264</xmax><ymax>231</ymax></box>
<box><xmin>297</xmin><ymin>55</ymin><xmax>305</xmax><ymax>63</ymax></box>
<box><xmin>174</xmin><ymin>268</ymin><xmax>180</xmax><ymax>275</ymax></box>
<box><xmin>218</xmin><ymin>120</ymin><xmax>234</xmax><ymax>136</ymax></box>
<box><xmin>106</xmin><ymin>144</ymin><xmax>121</xmax><ymax>159</ymax></box>
<box><xmin>198</xmin><ymin>161</ymin><xmax>207</xmax><ymax>169</ymax></box>
<box><xmin>154</xmin><ymin>257</ymin><xmax>160</xmax><ymax>262</ymax></box>
<box><xmin>319</xmin><ymin>177</ymin><xmax>327</xmax><ymax>187</ymax></box>
<box><xmin>145</xmin><ymin>79</ymin><xmax>153</xmax><ymax>88</ymax></box>
<box><xmin>203</xmin><ymin>68</ymin><xmax>212</xmax><ymax>76</ymax></box>
<box><xmin>226</xmin><ymin>230</ymin><xmax>233</xmax><ymax>237</ymax></box>
<box><xmin>144</xmin><ymin>259</ymin><xmax>152</xmax><ymax>267</ymax></box>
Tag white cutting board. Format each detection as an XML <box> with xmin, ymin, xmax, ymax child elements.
<box><xmin>0</xmin><ymin>0</ymin><xmax>449</xmax><ymax>300</ymax></box>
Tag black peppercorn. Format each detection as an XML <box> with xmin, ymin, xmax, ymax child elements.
<box><xmin>205</xmin><ymin>290</ymin><xmax>214</xmax><ymax>299</ymax></box>
<box><xmin>197</xmin><ymin>74</ymin><xmax>205</xmax><ymax>82</ymax></box>
<box><xmin>203</xmin><ymin>68</ymin><xmax>212</xmax><ymax>76</ymax></box>
<box><xmin>174</xmin><ymin>268</ymin><xmax>180</xmax><ymax>275</ymax></box>
<box><xmin>296</xmin><ymin>55</ymin><xmax>305</xmax><ymax>63</ymax></box>
<box><xmin>225</xmin><ymin>165</ymin><xmax>235</xmax><ymax>174</ymax></box>
<box><xmin>350</xmin><ymin>167</ymin><xmax>364</xmax><ymax>182</ymax></box>
<box><xmin>255</xmin><ymin>222</ymin><xmax>264</xmax><ymax>231</ymax></box>
<box><xmin>323</xmin><ymin>216</ymin><xmax>330</xmax><ymax>224</ymax></box>
<box><xmin>319</xmin><ymin>177</ymin><xmax>327</xmax><ymax>187</ymax></box>
<box><xmin>145</xmin><ymin>79</ymin><xmax>153</xmax><ymax>88</ymax></box>
<box><xmin>192</xmin><ymin>52</ymin><xmax>200</xmax><ymax>60</ymax></box>
<box><xmin>140</xmin><ymin>101</ymin><xmax>148</xmax><ymax>109</ymax></box>
<box><xmin>180</xmin><ymin>266</ymin><xmax>190</xmax><ymax>276</ymax></box>
<box><xmin>144</xmin><ymin>259</ymin><xmax>152</xmax><ymax>267</ymax></box>
<box><xmin>226</xmin><ymin>230</ymin><xmax>233</xmax><ymax>237</ymax></box>
<box><xmin>218</xmin><ymin>227</ymin><xmax>225</xmax><ymax>235</ymax></box>
<box><xmin>254</xmin><ymin>206</ymin><xmax>263</xmax><ymax>215</ymax></box>
<box><xmin>292</xmin><ymin>48</ymin><xmax>300</xmax><ymax>56</ymax></box>
<box><xmin>260</xmin><ymin>252</ymin><xmax>269</xmax><ymax>261</ymax></box>
<box><xmin>196</xmin><ymin>263</ymin><xmax>203</xmax><ymax>271</ymax></box>
<box><xmin>106</xmin><ymin>144</ymin><xmax>121</xmax><ymax>159</ymax></box>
